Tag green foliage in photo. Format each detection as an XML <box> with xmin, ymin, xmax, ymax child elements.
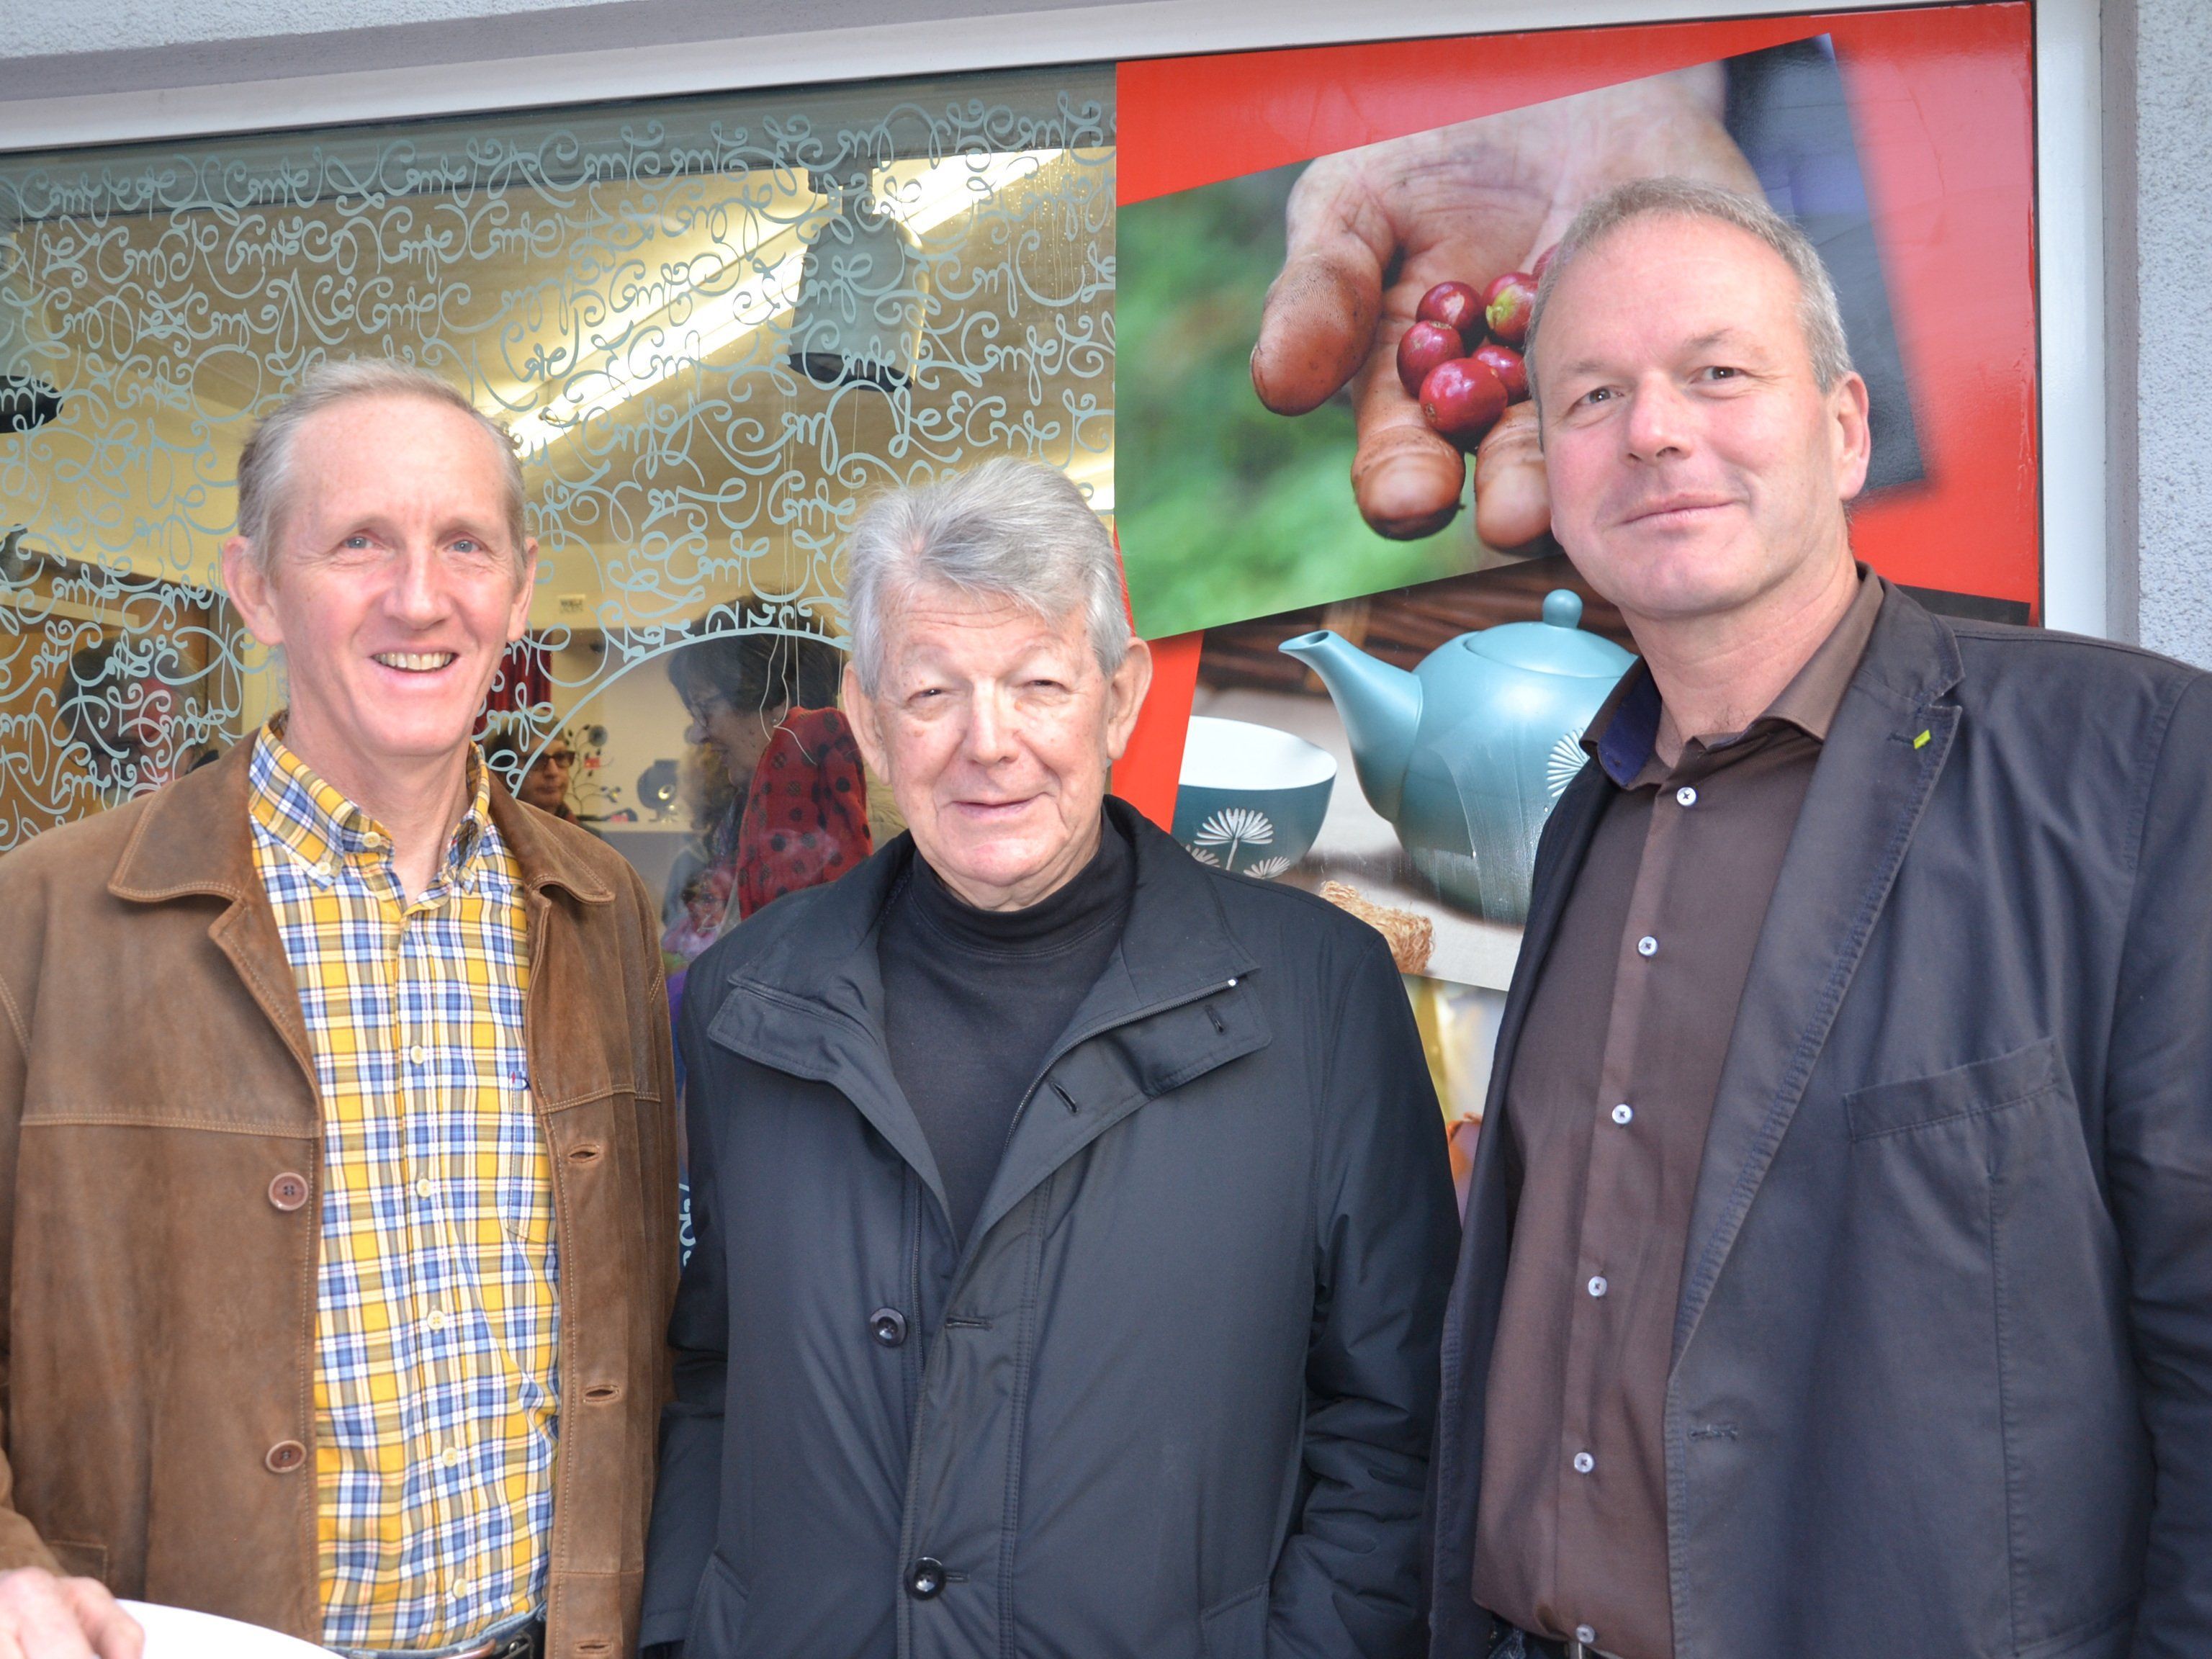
<box><xmin>1116</xmin><ymin>163</ymin><xmax>1476</xmax><ymax>639</ymax></box>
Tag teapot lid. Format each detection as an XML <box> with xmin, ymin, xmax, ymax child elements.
<box><xmin>1458</xmin><ymin>589</ymin><xmax>1637</xmax><ymax>678</ymax></box>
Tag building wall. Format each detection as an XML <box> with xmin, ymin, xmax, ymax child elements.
<box><xmin>2116</xmin><ymin>0</ymin><xmax>2212</xmax><ymax>668</ymax></box>
<box><xmin>6</xmin><ymin>0</ymin><xmax>2208</xmax><ymax>666</ymax></box>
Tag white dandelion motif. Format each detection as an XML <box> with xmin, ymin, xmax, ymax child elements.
<box><xmin>1194</xmin><ymin>806</ymin><xmax>1275</xmax><ymax>866</ymax></box>
<box><xmin>1244</xmin><ymin>855</ymin><xmax>1294</xmax><ymax>880</ymax></box>
<box><xmin>1185</xmin><ymin>846</ymin><xmax>1224</xmax><ymax>868</ymax></box>
<box><xmin>1545</xmin><ymin>726</ymin><xmax>1588</xmax><ymax>801</ymax></box>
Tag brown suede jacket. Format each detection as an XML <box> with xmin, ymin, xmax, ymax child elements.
<box><xmin>0</xmin><ymin>742</ymin><xmax>680</xmax><ymax>1659</ymax></box>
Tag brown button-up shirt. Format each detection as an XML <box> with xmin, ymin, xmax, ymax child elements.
<box><xmin>1472</xmin><ymin>573</ymin><xmax>1884</xmax><ymax>1659</ymax></box>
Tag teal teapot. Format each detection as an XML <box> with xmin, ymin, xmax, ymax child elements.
<box><xmin>1279</xmin><ymin>590</ymin><xmax>1635</xmax><ymax>925</ymax></box>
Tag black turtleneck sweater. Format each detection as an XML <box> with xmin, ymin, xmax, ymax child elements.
<box><xmin>877</xmin><ymin>813</ymin><xmax>1135</xmax><ymax>1246</ymax></box>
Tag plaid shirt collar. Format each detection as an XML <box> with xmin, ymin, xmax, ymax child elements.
<box><xmin>248</xmin><ymin>716</ymin><xmax>499</xmax><ymax>898</ymax></box>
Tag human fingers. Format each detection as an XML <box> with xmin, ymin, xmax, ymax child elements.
<box><xmin>1471</xmin><ymin>403</ymin><xmax>1552</xmax><ymax>552</ymax></box>
<box><xmin>56</xmin><ymin>1582</ymin><xmax>140</xmax><ymax>1659</ymax></box>
<box><xmin>1251</xmin><ymin>156</ymin><xmax>1388</xmax><ymax>416</ymax></box>
<box><xmin>1347</xmin><ymin>351</ymin><xmax>1467</xmax><ymax>541</ymax></box>
<box><xmin>0</xmin><ymin>1570</ymin><xmax>93</xmax><ymax>1659</ymax></box>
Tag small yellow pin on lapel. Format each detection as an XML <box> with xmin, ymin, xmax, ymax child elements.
<box><xmin>1912</xmin><ymin>729</ymin><xmax>1932</xmax><ymax>750</ymax></box>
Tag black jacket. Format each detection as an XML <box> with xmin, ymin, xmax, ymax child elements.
<box><xmin>645</xmin><ymin>800</ymin><xmax>1460</xmax><ymax>1658</ymax></box>
<box><xmin>1432</xmin><ymin>584</ymin><xmax>2212</xmax><ymax>1659</ymax></box>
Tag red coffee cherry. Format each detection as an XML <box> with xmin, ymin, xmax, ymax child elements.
<box><xmin>1531</xmin><ymin>244</ymin><xmax>1558</xmax><ymax>284</ymax></box>
<box><xmin>1415</xmin><ymin>280</ymin><xmax>1484</xmax><ymax>343</ymax></box>
<box><xmin>1472</xmin><ymin>341</ymin><xmax>1528</xmax><ymax>403</ymax></box>
<box><xmin>1397</xmin><ymin>320</ymin><xmax>1466</xmax><ymax>399</ymax></box>
<box><xmin>1483</xmin><ymin>272</ymin><xmax>1538</xmax><ymax>348</ymax></box>
<box><xmin>1419</xmin><ymin>356</ymin><xmax>1509</xmax><ymax>449</ymax></box>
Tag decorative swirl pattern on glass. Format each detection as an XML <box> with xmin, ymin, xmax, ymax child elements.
<box><xmin>0</xmin><ymin>67</ymin><xmax>1114</xmax><ymax>846</ymax></box>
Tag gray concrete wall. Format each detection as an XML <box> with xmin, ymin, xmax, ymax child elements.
<box><xmin>2110</xmin><ymin>0</ymin><xmax>2212</xmax><ymax>669</ymax></box>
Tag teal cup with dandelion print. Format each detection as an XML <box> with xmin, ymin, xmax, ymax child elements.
<box><xmin>1170</xmin><ymin>716</ymin><xmax>1336</xmax><ymax>880</ymax></box>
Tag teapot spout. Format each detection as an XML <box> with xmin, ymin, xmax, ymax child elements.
<box><xmin>1278</xmin><ymin>629</ymin><xmax>1422</xmax><ymax>824</ymax></box>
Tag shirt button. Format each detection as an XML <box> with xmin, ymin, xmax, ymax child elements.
<box><xmin>1611</xmin><ymin>1104</ymin><xmax>1634</xmax><ymax>1126</ymax></box>
<box><xmin>1676</xmin><ymin>786</ymin><xmax>1698</xmax><ymax>807</ymax></box>
<box><xmin>1573</xmin><ymin>1451</ymin><xmax>1596</xmax><ymax>1475</ymax></box>
<box><xmin>1576</xmin><ymin>1626</ymin><xmax>1599</xmax><ymax>1647</ymax></box>
<box><xmin>426</xmin><ymin>1308</ymin><xmax>447</xmax><ymax>1331</ymax></box>
<box><xmin>408</xmin><ymin>1044</ymin><xmax>428</xmax><ymax>1065</ymax></box>
<box><xmin>415</xmin><ymin>1177</ymin><xmax>434</xmax><ymax>1200</ymax></box>
<box><xmin>1636</xmin><ymin>935</ymin><xmax>1658</xmax><ymax>958</ymax></box>
<box><xmin>1588</xmin><ymin>1275</ymin><xmax>1609</xmax><ymax>1298</ymax></box>
<box><xmin>441</xmin><ymin>1446</ymin><xmax>462</xmax><ymax>1467</ymax></box>
<box><xmin>450</xmin><ymin>1581</ymin><xmax>469</xmax><ymax>1600</ymax></box>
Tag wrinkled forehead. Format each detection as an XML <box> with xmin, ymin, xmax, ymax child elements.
<box><xmin>877</xmin><ymin>577</ymin><xmax>1088</xmax><ymax>665</ymax></box>
<box><xmin>284</xmin><ymin>393</ymin><xmax>520</xmax><ymax>534</ymax></box>
<box><xmin>1544</xmin><ymin>217</ymin><xmax>1807</xmax><ymax>356</ymax></box>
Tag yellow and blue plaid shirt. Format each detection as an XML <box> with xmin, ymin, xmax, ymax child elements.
<box><xmin>247</xmin><ymin>724</ymin><xmax>557</xmax><ymax>1653</ymax></box>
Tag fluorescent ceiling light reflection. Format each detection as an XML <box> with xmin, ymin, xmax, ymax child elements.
<box><xmin>510</xmin><ymin>150</ymin><xmax>1061</xmax><ymax>455</ymax></box>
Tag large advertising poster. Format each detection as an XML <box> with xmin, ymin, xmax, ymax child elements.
<box><xmin>1104</xmin><ymin>3</ymin><xmax>2038</xmax><ymax>1151</ymax></box>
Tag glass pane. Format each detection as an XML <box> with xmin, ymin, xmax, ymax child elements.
<box><xmin>0</xmin><ymin>67</ymin><xmax>1113</xmax><ymax>960</ymax></box>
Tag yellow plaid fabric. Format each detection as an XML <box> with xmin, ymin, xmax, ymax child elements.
<box><xmin>247</xmin><ymin>724</ymin><xmax>557</xmax><ymax>1653</ymax></box>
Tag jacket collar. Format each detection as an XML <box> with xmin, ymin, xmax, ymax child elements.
<box><xmin>706</xmin><ymin>796</ymin><xmax>1261</xmax><ymax>1238</ymax></box>
<box><xmin>722</xmin><ymin>795</ymin><xmax>1255</xmax><ymax>1035</ymax></box>
<box><xmin>107</xmin><ymin>727</ymin><xmax>615</xmax><ymax>907</ymax></box>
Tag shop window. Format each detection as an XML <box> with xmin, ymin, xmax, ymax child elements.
<box><xmin>0</xmin><ymin>68</ymin><xmax>1112</xmax><ymax>961</ymax></box>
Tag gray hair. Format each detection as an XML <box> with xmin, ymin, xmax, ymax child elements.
<box><xmin>844</xmin><ymin>457</ymin><xmax>1130</xmax><ymax>695</ymax></box>
<box><xmin>1526</xmin><ymin>177</ymin><xmax>1855</xmax><ymax>408</ymax></box>
<box><xmin>233</xmin><ymin>358</ymin><xmax>526</xmax><ymax>570</ymax></box>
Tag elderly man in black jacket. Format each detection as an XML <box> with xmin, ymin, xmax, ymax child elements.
<box><xmin>642</xmin><ymin>457</ymin><xmax>1460</xmax><ymax>1659</ymax></box>
<box><xmin>1431</xmin><ymin>176</ymin><xmax>2212</xmax><ymax>1659</ymax></box>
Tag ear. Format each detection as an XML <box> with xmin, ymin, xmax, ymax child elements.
<box><xmin>221</xmin><ymin>536</ymin><xmax>285</xmax><ymax>647</ymax></box>
<box><xmin>1102</xmin><ymin>637</ymin><xmax>1156</xmax><ymax>765</ymax></box>
<box><xmin>1830</xmin><ymin>371</ymin><xmax>1874</xmax><ymax>503</ymax></box>
<box><xmin>505</xmin><ymin>537</ymin><xmax>539</xmax><ymax>642</ymax></box>
<box><xmin>841</xmin><ymin>662</ymin><xmax>891</xmax><ymax>781</ymax></box>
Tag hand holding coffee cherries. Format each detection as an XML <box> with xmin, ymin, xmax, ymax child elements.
<box><xmin>1249</xmin><ymin>66</ymin><xmax>1762</xmax><ymax>545</ymax></box>
<box><xmin>1396</xmin><ymin>267</ymin><xmax>1543</xmax><ymax>446</ymax></box>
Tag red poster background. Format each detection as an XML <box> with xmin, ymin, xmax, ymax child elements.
<box><xmin>1112</xmin><ymin>3</ymin><xmax>2038</xmax><ymax>827</ymax></box>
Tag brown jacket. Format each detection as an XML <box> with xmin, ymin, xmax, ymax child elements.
<box><xmin>0</xmin><ymin>741</ymin><xmax>679</xmax><ymax>1659</ymax></box>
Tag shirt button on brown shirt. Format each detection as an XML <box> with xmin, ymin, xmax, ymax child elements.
<box><xmin>1473</xmin><ymin>575</ymin><xmax>1884</xmax><ymax>1659</ymax></box>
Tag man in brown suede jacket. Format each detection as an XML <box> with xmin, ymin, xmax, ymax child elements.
<box><xmin>0</xmin><ymin>361</ymin><xmax>678</xmax><ymax>1659</ymax></box>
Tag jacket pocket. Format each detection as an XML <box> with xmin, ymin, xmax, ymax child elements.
<box><xmin>1199</xmin><ymin>1582</ymin><xmax>1267</xmax><ymax>1659</ymax></box>
<box><xmin>1844</xmin><ymin>1038</ymin><xmax>2061</xmax><ymax>1141</ymax></box>
<box><xmin>47</xmin><ymin>1539</ymin><xmax>106</xmax><ymax>1581</ymax></box>
<box><xmin>689</xmin><ymin>1552</ymin><xmax>749</xmax><ymax>1656</ymax></box>
<box><xmin>1841</xmin><ymin>1036</ymin><xmax>2142</xmax><ymax>1649</ymax></box>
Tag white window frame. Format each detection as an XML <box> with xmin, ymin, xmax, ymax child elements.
<box><xmin>0</xmin><ymin>0</ymin><xmax>2105</xmax><ymax>636</ymax></box>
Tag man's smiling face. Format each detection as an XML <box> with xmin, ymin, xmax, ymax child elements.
<box><xmin>225</xmin><ymin>392</ymin><xmax>535</xmax><ymax>780</ymax></box>
<box><xmin>1532</xmin><ymin>214</ymin><xmax>1869</xmax><ymax>627</ymax></box>
<box><xmin>844</xmin><ymin>581</ymin><xmax>1150</xmax><ymax>912</ymax></box>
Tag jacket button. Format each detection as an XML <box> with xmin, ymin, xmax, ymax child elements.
<box><xmin>265</xmin><ymin>1439</ymin><xmax>307</xmax><ymax>1474</ymax></box>
<box><xmin>267</xmin><ymin>1172</ymin><xmax>310</xmax><ymax>1212</ymax></box>
<box><xmin>870</xmin><ymin>1308</ymin><xmax>908</xmax><ymax>1348</ymax></box>
<box><xmin>907</xmin><ymin>1557</ymin><xmax>945</xmax><ymax>1599</ymax></box>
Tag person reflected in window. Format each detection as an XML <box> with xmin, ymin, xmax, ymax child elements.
<box><xmin>0</xmin><ymin>359</ymin><xmax>678</xmax><ymax>1659</ymax></box>
<box><xmin>483</xmin><ymin>727</ymin><xmax>592</xmax><ymax>831</ymax></box>
<box><xmin>659</xmin><ymin>629</ymin><xmax>865</xmax><ymax>961</ymax></box>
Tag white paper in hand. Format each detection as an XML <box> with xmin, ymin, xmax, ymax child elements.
<box><xmin>118</xmin><ymin>1601</ymin><xmax>334</xmax><ymax>1658</ymax></box>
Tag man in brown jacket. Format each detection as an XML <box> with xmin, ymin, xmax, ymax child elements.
<box><xmin>0</xmin><ymin>360</ymin><xmax>678</xmax><ymax>1659</ymax></box>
